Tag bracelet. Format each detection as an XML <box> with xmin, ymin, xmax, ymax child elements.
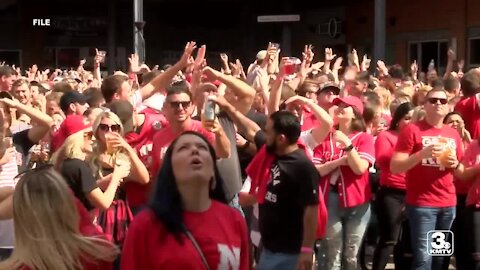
<box><xmin>342</xmin><ymin>144</ymin><xmax>354</xmax><ymax>152</ymax></box>
<box><xmin>301</xmin><ymin>246</ymin><xmax>313</xmax><ymax>253</ymax></box>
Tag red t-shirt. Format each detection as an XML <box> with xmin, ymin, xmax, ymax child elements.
<box><xmin>395</xmin><ymin>120</ymin><xmax>464</xmax><ymax>207</ymax></box>
<box><xmin>121</xmin><ymin>201</ymin><xmax>249</xmax><ymax>270</ymax></box>
<box><xmin>454</xmin><ymin>141</ymin><xmax>471</xmax><ymax>195</ymax></box>
<box><xmin>151</xmin><ymin>120</ymin><xmax>215</xmax><ymax>178</ymax></box>
<box><xmin>301</xmin><ymin>109</ymin><xmax>318</xmax><ymax>131</ymax></box>
<box><xmin>454</xmin><ymin>94</ymin><xmax>480</xmax><ymax>139</ymax></box>
<box><xmin>124</xmin><ymin>113</ymin><xmax>168</xmax><ymax>208</ymax></box>
<box><xmin>375</xmin><ymin>130</ymin><xmax>406</xmax><ymax>190</ymax></box>
<box><xmin>464</xmin><ymin>141</ymin><xmax>480</xmax><ymax>206</ymax></box>
<box><xmin>313</xmin><ymin>131</ymin><xmax>375</xmax><ymax>208</ymax></box>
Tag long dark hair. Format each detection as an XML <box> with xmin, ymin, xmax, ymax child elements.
<box><xmin>389</xmin><ymin>102</ymin><xmax>414</xmax><ymax>131</ymax></box>
<box><xmin>443</xmin><ymin>111</ymin><xmax>461</xmax><ymax>124</ymax></box>
<box><xmin>149</xmin><ymin>131</ymin><xmax>227</xmax><ymax>242</ymax></box>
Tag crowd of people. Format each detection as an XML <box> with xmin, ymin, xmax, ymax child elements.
<box><xmin>0</xmin><ymin>41</ymin><xmax>477</xmax><ymax>270</ymax></box>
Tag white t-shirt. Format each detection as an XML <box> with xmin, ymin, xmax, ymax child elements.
<box><xmin>0</xmin><ymin>158</ymin><xmax>18</xmax><ymax>248</ymax></box>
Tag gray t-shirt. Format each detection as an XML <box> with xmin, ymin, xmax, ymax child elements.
<box><xmin>217</xmin><ymin>113</ymin><xmax>243</xmax><ymax>202</ymax></box>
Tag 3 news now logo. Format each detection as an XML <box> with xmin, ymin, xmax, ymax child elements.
<box><xmin>427</xmin><ymin>230</ymin><xmax>454</xmax><ymax>256</ymax></box>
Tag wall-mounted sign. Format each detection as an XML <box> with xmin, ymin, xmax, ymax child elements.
<box><xmin>49</xmin><ymin>17</ymin><xmax>107</xmax><ymax>37</ymax></box>
<box><xmin>257</xmin><ymin>15</ymin><xmax>300</xmax><ymax>23</ymax></box>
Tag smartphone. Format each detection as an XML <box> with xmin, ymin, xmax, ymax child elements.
<box><xmin>203</xmin><ymin>96</ymin><xmax>216</xmax><ymax>121</ymax></box>
<box><xmin>98</xmin><ymin>50</ymin><xmax>107</xmax><ymax>63</ymax></box>
<box><xmin>271</xmin><ymin>43</ymin><xmax>280</xmax><ymax>50</ymax></box>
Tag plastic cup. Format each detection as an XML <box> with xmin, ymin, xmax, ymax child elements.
<box><xmin>283</xmin><ymin>57</ymin><xmax>300</xmax><ymax>76</ymax></box>
<box><xmin>434</xmin><ymin>137</ymin><xmax>455</xmax><ymax>170</ymax></box>
<box><xmin>105</xmin><ymin>133</ymin><xmax>116</xmax><ymax>154</ymax></box>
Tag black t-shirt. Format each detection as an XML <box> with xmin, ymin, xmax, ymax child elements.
<box><xmin>13</xmin><ymin>129</ymin><xmax>36</xmax><ymax>173</ymax></box>
<box><xmin>237</xmin><ymin>109</ymin><xmax>266</xmax><ymax>179</ymax></box>
<box><xmin>61</xmin><ymin>158</ymin><xmax>98</xmax><ymax>211</ymax></box>
<box><xmin>254</xmin><ymin>131</ymin><xmax>320</xmax><ymax>254</ymax></box>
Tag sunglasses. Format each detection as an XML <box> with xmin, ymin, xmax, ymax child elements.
<box><xmin>84</xmin><ymin>131</ymin><xmax>93</xmax><ymax>140</ymax></box>
<box><xmin>427</xmin><ymin>97</ymin><xmax>448</xmax><ymax>105</ymax></box>
<box><xmin>98</xmin><ymin>124</ymin><xmax>121</xmax><ymax>133</ymax></box>
<box><xmin>169</xmin><ymin>101</ymin><xmax>191</xmax><ymax>109</ymax></box>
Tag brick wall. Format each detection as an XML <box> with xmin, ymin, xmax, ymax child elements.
<box><xmin>345</xmin><ymin>0</ymin><xmax>479</xmax><ymax>68</ymax></box>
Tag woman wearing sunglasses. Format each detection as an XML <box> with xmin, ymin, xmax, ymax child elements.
<box><xmin>51</xmin><ymin>115</ymin><xmax>129</xmax><ymax>218</ymax></box>
<box><xmin>0</xmin><ymin>167</ymin><xmax>119</xmax><ymax>270</ymax></box>
<box><xmin>372</xmin><ymin>102</ymin><xmax>414</xmax><ymax>270</ymax></box>
<box><xmin>89</xmin><ymin>111</ymin><xmax>148</xmax><ymax>247</ymax></box>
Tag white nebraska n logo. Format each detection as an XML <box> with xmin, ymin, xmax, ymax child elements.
<box><xmin>217</xmin><ymin>244</ymin><xmax>240</xmax><ymax>270</ymax></box>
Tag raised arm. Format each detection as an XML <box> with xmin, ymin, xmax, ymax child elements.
<box><xmin>203</xmin><ymin>67</ymin><xmax>255</xmax><ymax>115</ymax></box>
<box><xmin>1</xmin><ymin>98</ymin><xmax>53</xmax><ymax>144</ymax></box>
<box><xmin>210</xmin><ymin>96</ymin><xmax>261</xmax><ymax>142</ymax></box>
<box><xmin>284</xmin><ymin>96</ymin><xmax>333</xmax><ymax>143</ymax></box>
<box><xmin>139</xmin><ymin>42</ymin><xmax>199</xmax><ymax>100</ymax></box>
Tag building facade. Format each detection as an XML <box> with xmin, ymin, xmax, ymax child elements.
<box><xmin>0</xmin><ymin>0</ymin><xmax>478</xmax><ymax>74</ymax></box>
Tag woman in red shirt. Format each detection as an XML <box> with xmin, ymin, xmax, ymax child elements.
<box><xmin>456</xmin><ymin>138</ymin><xmax>480</xmax><ymax>269</ymax></box>
<box><xmin>372</xmin><ymin>102</ymin><xmax>414</xmax><ymax>270</ymax></box>
<box><xmin>0</xmin><ymin>166</ymin><xmax>118</xmax><ymax>270</ymax></box>
<box><xmin>121</xmin><ymin>131</ymin><xmax>249</xmax><ymax>270</ymax></box>
<box><xmin>314</xmin><ymin>96</ymin><xmax>375</xmax><ymax>270</ymax></box>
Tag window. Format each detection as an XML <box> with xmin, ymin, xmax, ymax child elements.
<box><xmin>469</xmin><ymin>38</ymin><xmax>480</xmax><ymax>67</ymax></box>
<box><xmin>408</xmin><ymin>40</ymin><xmax>448</xmax><ymax>73</ymax></box>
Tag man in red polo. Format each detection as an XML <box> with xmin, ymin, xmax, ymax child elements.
<box><xmin>391</xmin><ymin>88</ymin><xmax>465</xmax><ymax>270</ymax></box>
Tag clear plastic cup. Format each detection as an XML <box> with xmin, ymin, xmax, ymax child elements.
<box><xmin>105</xmin><ymin>133</ymin><xmax>116</xmax><ymax>154</ymax></box>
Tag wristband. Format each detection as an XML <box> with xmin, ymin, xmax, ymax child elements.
<box><xmin>342</xmin><ymin>144</ymin><xmax>354</xmax><ymax>152</ymax></box>
<box><xmin>301</xmin><ymin>246</ymin><xmax>313</xmax><ymax>253</ymax></box>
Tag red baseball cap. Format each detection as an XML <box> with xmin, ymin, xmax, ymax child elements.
<box><xmin>51</xmin><ymin>115</ymin><xmax>92</xmax><ymax>153</ymax></box>
<box><xmin>332</xmin><ymin>96</ymin><xmax>364</xmax><ymax>114</ymax></box>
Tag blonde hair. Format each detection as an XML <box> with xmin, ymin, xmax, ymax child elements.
<box><xmin>90</xmin><ymin>111</ymin><xmax>130</xmax><ymax>178</ymax></box>
<box><xmin>395</xmin><ymin>85</ymin><xmax>414</xmax><ymax>99</ymax></box>
<box><xmin>374</xmin><ymin>86</ymin><xmax>392</xmax><ymax>113</ymax></box>
<box><xmin>50</xmin><ymin>129</ymin><xmax>90</xmax><ymax>169</ymax></box>
<box><xmin>0</xmin><ymin>168</ymin><xmax>118</xmax><ymax>270</ymax></box>
<box><xmin>412</xmin><ymin>106</ymin><xmax>426</xmax><ymax>122</ymax></box>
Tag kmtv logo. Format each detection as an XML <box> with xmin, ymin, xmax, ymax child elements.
<box><xmin>427</xmin><ymin>230</ymin><xmax>454</xmax><ymax>256</ymax></box>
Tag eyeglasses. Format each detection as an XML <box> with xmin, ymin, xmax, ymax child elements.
<box><xmin>427</xmin><ymin>97</ymin><xmax>448</xmax><ymax>105</ymax></box>
<box><xmin>169</xmin><ymin>101</ymin><xmax>191</xmax><ymax>109</ymax></box>
<box><xmin>98</xmin><ymin>124</ymin><xmax>121</xmax><ymax>133</ymax></box>
<box><xmin>84</xmin><ymin>131</ymin><xmax>93</xmax><ymax>139</ymax></box>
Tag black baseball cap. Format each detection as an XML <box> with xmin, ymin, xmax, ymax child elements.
<box><xmin>60</xmin><ymin>90</ymin><xmax>88</xmax><ymax>114</ymax></box>
<box><xmin>106</xmin><ymin>100</ymin><xmax>134</xmax><ymax>134</ymax></box>
<box><xmin>318</xmin><ymin>83</ymin><xmax>341</xmax><ymax>95</ymax></box>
